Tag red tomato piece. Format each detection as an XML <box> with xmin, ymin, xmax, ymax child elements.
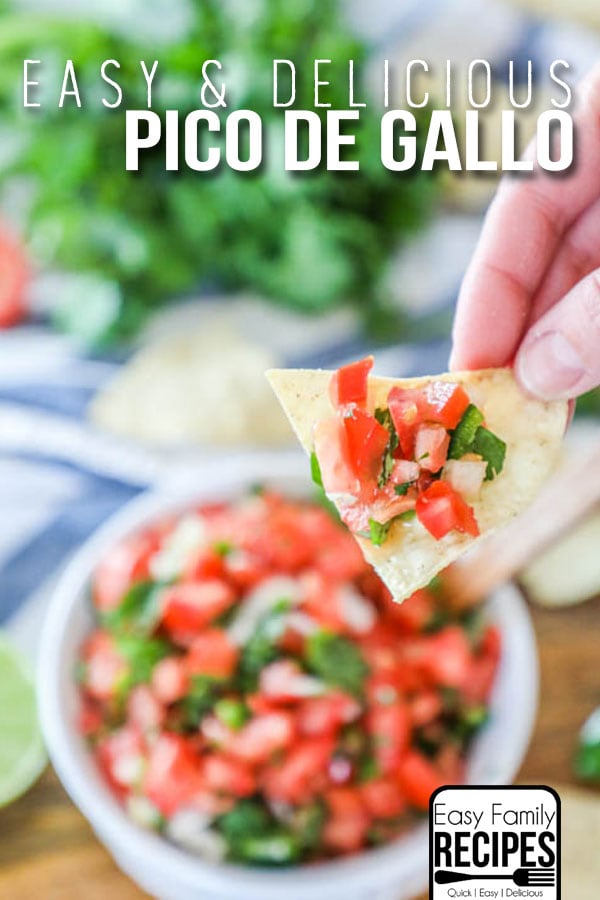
<box><xmin>384</xmin><ymin>588</ymin><xmax>435</xmax><ymax>633</ymax></box>
<box><xmin>262</xmin><ymin>737</ymin><xmax>335</xmax><ymax>805</ymax></box>
<box><xmin>418</xmin><ymin>626</ymin><xmax>473</xmax><ymax>689</ymax></box>
<box><xmin>398</xmin><ymin>751</ymin><xmax>447</xmax><ymax>812</ymax></box>
<box><xmin>343</xmin><ymin>409</ymin><xmax>390</xmax><ymax>483</ymax></box>
<box><xmin>0</xmin><ymin>227</ymin><xmax>28</xmax><ymax>328</ymax></box>
<box><xmin>127</xmin><ymin>685</ymin><xmax>165</xmax><ymax>733</ymax></box>
<box><xmin>360</xmin><ymin>778</ymin><xmax>406</xmax><ymax>819</ymax></box>
<box><xmin>323</xmin><ymin>787</ymin><xmax>370</xmax><ymax>853</ymax></box>
<box><xmin>185</xmin><ymin>629</ymin><xmax>239</xmax><ymax>680</ymax></box>
<box><xmin>93</xmin><ymin>530</ymin><xmax>162</xmax><ymax>612</ymax></box>
<box><xmin>387</xmin><ymin>389</ymin><xmax>422</xmax><ymax>458</ymax></box>
<box><xmin>297</xmin><ymin>691</ymin><xmax>362</xmax><ymax>737</ymax></box>
<box><xmin>414</xmin><ymin>424</ymin><xmax>450</xmax><ymax>473</ymax></box>
<box><xmin>81</xmin><ymin>631</ymin><xmax>128</xmax><ymax>702</ymax></box>
<box><xmin>77</xmin><ymin>698</ymin><xmax>103</xmax><ymax>737</ymax></box>
<box><xmin>202</xmin><ymin>754</ymin><xmax>256</xmax><ymax>798</ymax></box>
<box><xmin>329</xmin><ymin>356</ymin><xmax>373</xmax><ymax>408</ymax></box>
<box><xmin>161</xmin><ymin>580</ymin><xmax>236</xmax><ymax>636</ymax></box>
<box><xmin>183</xmin><ymin>549</ymin><xmax>227</xmax><ymax>582</ymax></box>
<box><xmin>314</xmin><ymin>417</ymin><xmax>360</xmax><ymax>496</ymax></box>
<box><xmin>151</xmin><ymin>657</ymin><xmax>189</xmax><ymax>704</ymax></box>
<box><xmin>408</xmin><ymin>690</ymin><xmax>443</xmax><ymax>727</ymax></box>
<box><xmin>143</xmin><ymin>733</ymin><xmax>203</xmax><ymax>816</ymax></box>
<box><xmin>230</xmin><ymin>712</ymin><xmax>296</xmax><ymax>765</ymax></box>
<box><xmin>96</xmin><ymin>725</ymin><xmax>146</xmax><ymax>796</ymax></box>
<box><xmin>367</xmin><ymin>701</ymin><xmax>411</xmax><ymax>776</ymax></box>
<box><xmin>422</xmin><ymin>382</ymin><xmax>470</xmax><ymax>429</ymax></box>
<box><xmin>416</xmin><ymin>482</ymin><xmax>479</xmax><ymax>540</ymax></box>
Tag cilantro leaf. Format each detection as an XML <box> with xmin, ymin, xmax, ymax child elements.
<box><xmin>305</xmin><ymin>631</ymin><xmax>369</xmax><ymax>697</ymax></box>
<box><xmin>374</xmin><ymin>407</ymin><xmax>399</xmax><ymax>487</ymax></box>
<box><xmin>102</xmin><ymin>581</ymin><xmax>162</xmax><ymax>637</ymax></box>
<box><xmin>368</xmin><ymin>518</ymin><xmax>391</xmax><ymax>546</ymax></box>
<box><xmin>310</xmin><ymin>451</ymin><xmax>323</xmax><ymax>488</ymax></box>
<box><xmin>448</xmin><ymin>405</ymin><xmax>484</xmax><ymax>460</ymax></box>
<box><xmin>472</xmin><ymin>427</ymin><xmax>506</xmax><ymax>480</ymax></box>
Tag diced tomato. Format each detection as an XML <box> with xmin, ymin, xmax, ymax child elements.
<box><xmin>96</xmin><ymin>725</ymin><xmax>146</xmax><ymax>796</ymax></box>
<box><xmin>387</xmin><ymin>389</ymin><xmax>422</xmax><ymax>458</ymax></box>
<box><xmin>390</xmin><ymin>459</ymin><xmax>420</xmax><ymax>485</ymax></box>
<box><xmin>408</xmin><ymin>690</ymin><xmax>443</xmax><ymax>727</ymax></box>
<box><xmin>93</xmin><ymin>530</ymin><xmax>162</xmax><ymax>612</ymax></box>
<box><xmin>161</xmin><ymin>580</ymin><xmax>236</xmax><ymax>636</ymax></box>
<box><xmin>417</xmin><ymin>626</ymin><xmax>473</xmax><ymax>689</ymax></box>
<box><xmin>297</xmin><ymin>691</ymin><xmax>361</xmax><ymax>737</ymax></box>
<box><xmin>81</xmin><ymin>631</ymin><xmax>128</xmax><ymax>701</ymax></box>
<box><xmin>127</xmin><ymin>685</ymin><xmax>165</xmax><ymax>733</ymax></box>
<box><xmin>422</xmin><ymin>382</ymin><xmax>470</xmax><ymax>429</ymax></box>
<box><xmin>314</xmin><ymin>417</ymin><xmax>360</xmax><ymax>496</ymax></box>
<box><xmin>323</xmin><ymin>787</ymin><xmax>370</xmax><ymax>853</ymax></box>
<box><xmin>185</xmin><ymin>629</ymin><xmax>239</xmax><ymax>680</ymax></box>
<box><xmin>414</xmin><ymin>424</ymin><xmax>450</xmax><ymax>473</ymax></box>
<box><xmin>143</xmin><ymin>733</ymin><xmax>204</xmax><ymax>816</ymax></box>
<box><xmin>384</xmin><ymin>588</ymin><xmax>435</xmax><ymax>633</ymax></box>
<box><xmin>77</xmin><ymin>699</ymin><xmax>103</xmax><ymax>737</ymax></box>
<box><xmin>416</xmin><ymin>482</ymin><xmax>479</xmax><ymax>540</ymax></box>
<box><xmin>462</xmin><ymin>627</ymin><xmax>501</xmax><ymax>705</ymax></box>
<box><xmin>367</xmin><ymin>701</ymin><xmax>411</xmax><ymax>775</ymax></box>
<box><xmin>225</xmin><ymin>550</ymin><xmax>267</xmax><ymax>591</ymax></box>
<box><xmin>398</xmin><ymin>751</ymin><xmax>447</xmax><ymax>811</ymax></box>
<box><xmin>183</xmin><ymin>549</ymin><xmax>227</xmax><ymax>582</ymax></box>
<box><xmin>360</xmin><ymin>779</ymin><xmax>406</xmax><ymax>819</ymax></box>
<box><xmin>202</xmin><ymin>754</ymin><xmax>256</xmax><ymax>798</ymax></box>
<box><xmin>329</xmin><ymin>356</ymin><xmax>373</xmax><ymax>408</ymax></box>
<box><xmin>0</xmin><ymin>227</ymin><xmax>28</xmax><ymax>328</ymax></box>
<box><xmin>151</xmin><ymin>656</ymin><xmax>189</xmax><ymax>704</ymax></box>
<box><xmin>343</xmin><ymin>409</ymin><xmax>389</xmax><ymax>484</ymax></box>
<box><xmin>262</xmin><ymin>738</ymin><xmax>335</xmax><ymax>804</ymax></box>
<box><xmin>230</xmin><ymin>712</ymin><xmax>296</xmax><ymax>765</ymax></box>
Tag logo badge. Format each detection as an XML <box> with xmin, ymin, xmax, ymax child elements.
<box><xmin>430</xmin><ymin>785</ymin><xmax>560</xmax><ymax>899</ymax></box>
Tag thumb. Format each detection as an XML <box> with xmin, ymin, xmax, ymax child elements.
<box><xmin>515</xmin><ymin>268</ymin><xmax>600</xmax><ymax>401</ymax></box>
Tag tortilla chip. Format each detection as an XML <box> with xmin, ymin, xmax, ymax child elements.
<box><xmin>267</xmin><ymin>366</ymin><xmax>567</xmax><ymax>601</ymax></box>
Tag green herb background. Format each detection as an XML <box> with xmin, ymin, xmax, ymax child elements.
<box><xmin>0</xmin><ymin>0</ymin><xmax>438</xmax><ymax>344</ymax></box>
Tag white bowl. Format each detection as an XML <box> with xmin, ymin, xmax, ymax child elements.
<box><xmin>38</xmin><ymin>452</ymin><xmax>538</xmax><ymax>900</ymax></box>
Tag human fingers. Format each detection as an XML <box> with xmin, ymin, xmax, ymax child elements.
<box><xmin>451</xmin><ymin>63</ymin><xmax>600</xmax><ymax>371</ymax></box>
<box><xmin>515</xmin><ymin>267</ymin><xmax>600</xmax><ymax>400</ymax></box>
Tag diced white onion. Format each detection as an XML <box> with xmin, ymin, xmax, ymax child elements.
<box><xmin>111</xmin><ymin>753</ymin><xmax>146</xmax><ymax>787</ymax></box>
<box><xmin>442</xmin><ymin>459</ymin><xmax>487</xmax><ymax>500</ymax></box>
<box><xmin>126</xmin><ymin>795</ymin><xmax>163</xmax><ymax>830</ymax></box>
<box><xmin>166</xmin><ymin>809</ymin><xmax>227</xmax><ymax>862</ymax></box>
<box><xmin>227</xmin><ymin>576</ymin><xmax>301</xmax><ymax>646</ymax></box>
<box><xmin>286</xmin><ymin>611</ymin><xmax>319</xmax><ymax>636</ymax></box>
<box><xmin>338</xmin><ymin>586</ymin><xmax>377</xmax><ymax>634</ymax></box>
<box><xmin>149</xmin><ymin>515</ymin><xmax>206</xmax><ymax>581</ymax></box>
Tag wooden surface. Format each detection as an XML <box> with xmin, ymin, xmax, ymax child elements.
<box><xmin>1</xmin><ymin>596</ymin><xmax>599</xmax><ymax>900</ymax></box>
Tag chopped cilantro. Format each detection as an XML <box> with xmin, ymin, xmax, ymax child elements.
<box><xmin>219</xmin><ymin>800</ymin><xmax>273</xmax><ymax>842</ymax></box>
<box><xmin>231</xmin><ymin>832</ymin><xmax>301</xmax><ymax>866</ymax></box>
<box><xmin>115</xmin><ymin>635</ymin><xmax>169</xmax><ymax>688</ymax></box>
<box><xmin>305</xmin><ymin>631</ymin><xmax>369</xmax><ymax>697</ymax></box>
<box><xmin>213</xmin><ymin>540</ymin><xmax>234</xmax><ymax>557</ymax></box>
<box><xmin>239</xmin><ymin>601</ymin><xmax>291</xmax><ymax>691</ymax></box>
<box><xmin>310</xmin><ymin>451</ymin><xmax>323</xmax><ymax>488</ymax></box>
<box><xmin>291</xmin><ymin>802</ymin><xmax>326</xmax><ymax>850</ymax></box>
<box><xmin>368</xmin><ymin>518</ymin><xmax>391</xmax><ymax>546</ymax></box>
<box><xmin>374</xmin><ymin>407</ymin><xmax>399</xmax><ymax>487</ymax></box>
<box><xmin>102</xmin><ymin>581</ymin><xmax>162</xmax><ymax>637</ymax></box>
<box><xmin>214</xmin><ymin>698</ymin><xmax>250</xmax><ymax>731</ymax></box>
<box><xmin>448</xmin><ymin>404</ymin><xmax>484</xmax><ymax>459</ymax></box>
<box><xmin>399</xmin><ymin>509</ymin><xmax>416</xmax><ymax>522</ymax></box>
<box><xmin>472</xmin><ymin>427</ymin><xmax>506</xmax><ymax>480</ymax></box>
<box><xmin>179</xmin><ymin>675</ymin><xmax>219</xmax><ymax>728</ymax></box>
<box><xmin>394</xmin><ymin>482</ymin><xmax>413</xmax><ymax>496</ymax></box>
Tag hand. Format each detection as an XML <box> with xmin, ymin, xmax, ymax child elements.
<box><xmin>450</xmin><ymin>65</ymin><xmax>600</xmax><ymax>401</ymax></box>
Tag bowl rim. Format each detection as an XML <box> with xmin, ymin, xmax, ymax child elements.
<box><xmin>37</xmin><ymin>451</ymin><xmax>539</xmax><ymax>898</ymax></box>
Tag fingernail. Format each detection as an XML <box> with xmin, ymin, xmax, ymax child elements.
<box><xmin>516</xmin><ymin>331</ymin><xmax>586</xmax><ymax>400</ymax></box>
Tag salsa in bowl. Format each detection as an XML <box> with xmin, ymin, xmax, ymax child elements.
<box><xmin>39</xmin><ymin>454</ymin><xmax>538</xmax><ymax>900</ymax></box>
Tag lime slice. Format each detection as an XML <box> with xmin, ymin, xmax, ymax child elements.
<box><xmin>0</xmin><ymin>633</ymin><xmax>47</xmax><ymax>805</ymax></box>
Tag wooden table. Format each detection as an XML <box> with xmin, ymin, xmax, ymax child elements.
<box><xmin>2</xmin><ymin>596</ymin><xmax>599</xmax><ymax>900</ymax></box>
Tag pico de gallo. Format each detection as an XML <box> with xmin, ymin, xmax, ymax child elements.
<box><xmin>77</xmin><ymin>490</ymin><xmax>500</xmax><ymax>866</ymax></box>
<box><xmin>314</xmin><ymin>357</ymin><xmax>507</xmax><ymax>546</ymax></box>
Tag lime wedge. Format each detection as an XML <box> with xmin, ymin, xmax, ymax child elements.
<box><xmin>0</xmin><ymin>633</ymin><xmax>47</xmax><ymax>805</ymax></box>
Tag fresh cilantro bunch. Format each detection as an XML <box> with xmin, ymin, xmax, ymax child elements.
<box><xmin>0</xmin><ymin>0</ymin><xmax>438</xmax><ymax>343</ymax></box>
